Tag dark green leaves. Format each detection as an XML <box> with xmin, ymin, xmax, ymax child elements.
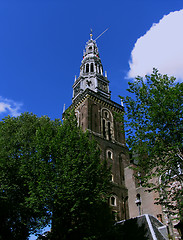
<box><xmin>0</xmin><ymin>111</ymin><xmax>111</xmax><ymax>239</ymax></box>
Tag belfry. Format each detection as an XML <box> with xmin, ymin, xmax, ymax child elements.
<box><xmin>71</xmin><ymin>32</ymin><xmax>129</xmax><ymax>220</ymax></box>
<box><xmin>73</xmin><ymin>32</ymin><xmax>111</xmax><ymax>101</ymax></box>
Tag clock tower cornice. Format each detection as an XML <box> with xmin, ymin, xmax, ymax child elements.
<box><xmin>72</xmin><ymin>88</ymin><xmax>124</xmax><ymax>114</ymax></box>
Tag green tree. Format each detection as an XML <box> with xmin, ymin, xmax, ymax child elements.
<box><xmin>0</xmin><ymin>111</ymin><xmax>112</xmax><ymax>239</ymax></box>
<box><xmin>121</xmin><ymin>69</ymin><xmax>183</xmax><ymax>218</ymax></box>
<box><xmin>36</xmin><ymin>110</ymin><xmax>112</xmax><ymax>240</ymax></box>
<box><xmin>0</xmin><ymin>113</ymin><xmax>58</xmax><ymax>239</ymax></box>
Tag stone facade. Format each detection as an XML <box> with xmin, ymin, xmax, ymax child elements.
<box><xmin>125</xmin><ymin>165</ymin><xmax>181</xmax><ymax>239</ymax></box>
<box><xmin>125</xmin><ymin>165</ymin><xmax>164</xmax><ymax>219</ymax></box>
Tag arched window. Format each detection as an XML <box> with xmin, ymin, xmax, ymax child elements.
<box><xmin>110</xmin><ymin>195</ymin><xmax>117</xmax><ymax>206</ymax></box>
<box><xmin>91</xmin><ymin>63</ymin><xmax>94</xmax><ymax>72</ymax></box>
<box><xmin>100</xmin><ymin>66</ymin><xmax>103</xmax><ymax>75</ymax></box>
<box><xmin>101</xmin><ymin>109</ymin><xmax>113</xmax><ymax>141</ymax></box>
<box><xmin>108</xmin><ymin>122</ymin><xmax>111</xmax><ymax>140</ymax></box>
<box><xmin>86</xmin><ymin>64</ymin><xmax>89</xmax><ymax>73</ymax></box>
<box><xmin>107</xmin><ymin>150</ymin><xmax>113</xmax><ymax>160</ymax></box>
<box><xmin>103</xmin><ymin>119</ymin><xmax>106</xmax><ymax>139</ymax></box>
<box><xmin>95</xmin><ymin>63</ymin><xmax>98</xmax><ymax>73</ymax></box>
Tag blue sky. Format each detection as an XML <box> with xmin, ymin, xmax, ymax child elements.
<box><xmin>0</xmin><ymin>0</ymin><xmax>183</xmax><ymax>122</ymax></box>
<box><xmin>0</xmin><ymin>0</ymin><xmax>182</xmax><ymax>238</ymax></box>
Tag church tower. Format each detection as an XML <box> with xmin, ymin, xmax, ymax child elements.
<box><xmin>72</xmin><ymin>33</ymin><xmax>129</xmax><ymax>220</ymax></box>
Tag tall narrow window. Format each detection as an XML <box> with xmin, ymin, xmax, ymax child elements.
<box><xmin>101</xmin><ymin>109</ymin><xmax>113</xmax><ymax>141</ymax></box>
<box><xmin>101</xmin><ymin>66</ymin><xmax>103</xmax><ymax>75</ymax></box>
<box><xmin>108</xmin><ymin>151</ymin><xmax>112</xmax><ymax>159</ymax></box>
<box><xmin>107</xmin><ymin>150</ymin><xmax>113</xmax><ymax>160</ymax></box>
<box><xmin>110</xmin><ymin>196</ymin><xmax>117</xmax><ymax>206</ymax></box>
<box><xmin>95</xmin><ymin>64</ymin><xmax>98</xmax><ymax>73</ymax></box>
<box><xmin>108</xmin><ymin>122</ymin><xmax>111</xmax><ymax>140</ymax></box>
<box><xmin>86</xmin><ymin>64</ymin><xmax>89</xmax><ymax>73</ymax></box>
<box><xmin>91</xmin><ymin>63</ymin><xmax>94</xmax><ymax>72</ymax></box>
<box><xmin>99</xmin><ymin>66</ymin><xmax>101</xmax><ymax>74</ymax></box>
<box><xmin>103</xmin><ymin>119</ymin><xmax>106</xmax><ymax>138</ymax></box>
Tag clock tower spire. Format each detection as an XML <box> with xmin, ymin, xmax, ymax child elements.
<box><xmin>72</xmin><ymin>33</ymin><xmax>111</xmax><ymax>102</ymax></box>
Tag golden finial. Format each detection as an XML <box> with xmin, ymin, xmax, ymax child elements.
<box><xmin>90</xmin><ymin>29</ymin><xmax>93</xmax><ymax>39</ymax></box>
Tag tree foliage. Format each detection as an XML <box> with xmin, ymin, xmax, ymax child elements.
<box><xmin>0</xmin><ymin>111</ymin><xmax>112</xmax><ymax>239</ymax></box>
<box><xmin>0</xmin><ymin>113</ymin><xmax>56</xmax><ymax>239</ymax></box>
<box><xmin>36</xmin><ymin>110</ymin><xmax>112</xmax><ymax>240</ymax></box>
<box><xmin>121</xmin><ymin>69</ymin><xmax>183</xmax><ymax>218</ymax></box>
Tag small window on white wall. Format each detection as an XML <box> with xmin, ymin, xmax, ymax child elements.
<box><xmin>110</xmin><ymin>195</ymin><xmax>117</xmax><ymax>206</ymax></box>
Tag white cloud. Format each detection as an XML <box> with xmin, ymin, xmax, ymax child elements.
<box><xmin>128</xmin><ymin>9</ymin><xmax>183</xmax><ymax>81</ymax></box>
<box><xmin>0</xmin><ymin>96</ymin><xmax>23</xmax><ymax>117</ymax></box>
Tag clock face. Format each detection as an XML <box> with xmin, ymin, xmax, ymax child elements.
<box><xmin>86</xmin><ymin>80</ymin><xmax>92</xmax><ymax>87</ymax></box>
<box><xmin>98</xmin><ymin>80</ymin><xmax>108</xmax><ymax>92</ymax></box>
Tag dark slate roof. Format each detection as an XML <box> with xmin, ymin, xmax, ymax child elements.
<box><xmin>116</xmin><ymin>214</ymin><xmax>168</xmax><ymax>240</ymax></box>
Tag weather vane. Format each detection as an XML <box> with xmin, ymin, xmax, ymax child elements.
<box><xmin>90</xmin><ymin>29</ymin><xmax>93</xmax><ymax>39</ymax></box>
<box><xmin>94</xmin><ymin>28</ymin><xmax>109</xmax><ymax>41</ymax></box>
